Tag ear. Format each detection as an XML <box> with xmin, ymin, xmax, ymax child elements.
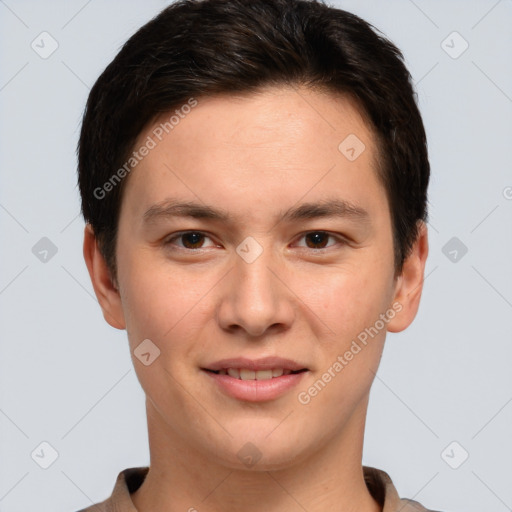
<box><xmin>386</xmin><ymin>221</ymin><xmax>429</xmax><ymax>333</ymax></box>
<box><xmin>83</xmin><ymin>224</ymin><xmax>126</xmax><ymax>330</ymax></box>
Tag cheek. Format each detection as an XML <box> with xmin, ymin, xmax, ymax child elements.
<box><xmin>117</xmin><ymin>252</ymin><xmax>213</xmax><ymax>350</ymax></box>
<box><xmin>296</xmin><ymin>259</ymin><xmax>394</xmax><ymax>341</ymax></box>
<box><xmin>118</xmin><ymin>257</ymin><xmax>214</xmax><ymax>403</ymax></box>
<box><xmin>294</xmin><ymin>270</ymin><xmax>391</xmax><ymax>422</ymax></box>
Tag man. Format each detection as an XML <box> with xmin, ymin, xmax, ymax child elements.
<box><xmin>77</xmin><ymin>0</ymin><xmax>439</xmax><ymax>510</ymax></box>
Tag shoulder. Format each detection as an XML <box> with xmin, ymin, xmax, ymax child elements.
<box><xmin>71</xmin><ymin>466</ymin><xmax>149</xmax><ymax>512</ymax></box>
<box><xmin>363</xmin><ymin>466</ymin><xmax>447</xmax><ymax>512</ymax></box>
<box><xmin>73</xmin><ymin>501</ymin><xmax>109</xmax><ymax>512</ymax></box>
<box><xmin>398</xmin><ymin>497</ymin><xmax>447</xmax><ymax>511</ymax></box>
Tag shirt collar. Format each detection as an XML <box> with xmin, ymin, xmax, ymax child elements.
<box><xmin>86</xmin><ymin>465</ymin><xmax>430</xmax><ymax>512</ymax></box>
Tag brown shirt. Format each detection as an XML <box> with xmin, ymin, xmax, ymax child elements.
<box><xmin>76</xmin><ymin>466</ymin><xmax>440</xmax><ymax>512</ymax></box>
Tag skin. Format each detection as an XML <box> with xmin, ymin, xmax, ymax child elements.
<box><xmin>84</xmin><ymin>85</ymin><xmax>428</xmax><ymax>512</ymax></box>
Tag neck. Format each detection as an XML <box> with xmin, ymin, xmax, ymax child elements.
<box><xmin>132</xmin><ymin>398</ymin><xmax>381</xmax><ymax>512</ymax></box>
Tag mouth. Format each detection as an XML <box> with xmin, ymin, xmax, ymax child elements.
<box><xmin>201</xmin><ymin>359</ymin><xmax>309</xmax><ymax>402</ymax></box>
<box><xmin>202</xmin><ymin>367</ymin><xmax>308</xmax><ymax>380</ymax></box>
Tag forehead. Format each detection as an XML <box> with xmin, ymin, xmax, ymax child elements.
<box><xmin>121</xmin><ymin>85</ymin><xmax>385</xmax><ymax>222</ymax></box>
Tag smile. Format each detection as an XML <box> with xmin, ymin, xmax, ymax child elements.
<box><xmin>205</xmin><ymin>368</ymin><xmax>307</xmax><ymax>380</ymax></box>
<box><xmin>202</xmin><ymin>368</ymin><xmax>309</xmax><ymax>402</ymax></box>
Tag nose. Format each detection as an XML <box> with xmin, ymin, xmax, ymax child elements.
<box><xmin>216</xmin><ymin>240</ymin><xmax>295</xmax><ymax>338</ymax></box>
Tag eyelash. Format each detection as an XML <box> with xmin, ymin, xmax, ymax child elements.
<box><xmin>164</xmin><ymin>231</ymin><xmax>347</xmax><ymax>251</ymax></box>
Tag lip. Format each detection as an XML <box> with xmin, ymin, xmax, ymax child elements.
<box><xmin>203</xmin><ymin>356</ymin><xmax>308</xmax><ymax>372</ymax></box>
<box><xmin>201</xmin><ymin>356</ymin><xmax>309</xmax><ymax>402</ymax></box>
<box><xmin>202</xmin><ymin>368</ymin><xmax>308</xmax><ymax>402</ymax></box>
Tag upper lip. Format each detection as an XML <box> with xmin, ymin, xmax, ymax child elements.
<box><xmin>203</xmin><ymin>357</ymin><xmax>308</xmax><ymax>372</ymax></box>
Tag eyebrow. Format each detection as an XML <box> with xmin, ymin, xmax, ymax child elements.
<box><xmin>142</xmin><ymin>198</ymin><xmax>370</xmax><ymax>226</ymax></box>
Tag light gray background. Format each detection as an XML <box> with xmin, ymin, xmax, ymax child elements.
<box><xmin>1</xmin><ymin>1</ymin><xmax>511</xmax><ymax>511</ymax></box>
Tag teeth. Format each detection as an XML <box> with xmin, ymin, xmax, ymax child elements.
<box><xmin>227</xmin><ymin>368</ymin><xmax>240</xmax><ymax>378</ymax></box>
<box><xmin>219</xmin><ymin>368</ymin><xmax>298</xmax><ymax>380</ymax></box>
<box><xmin>239</xmin><ymin>369</ymin><xmax>256</xmax><ymax>380</ymax></box>
<box><xmin>255</xmin><ymin>370</ymin><xmax>273</xmax><ymax>380</ymax></box>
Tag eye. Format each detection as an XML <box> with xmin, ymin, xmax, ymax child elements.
<box><xmin>295</xmin><ymin>231</ymin><xmax>344</xmax><ymax>250</ymax></box>
<box><xmin>164</xmin><ymin>230</ymin><xmax>346</xmax><ymax>252</ymax></box>
<box><xmin>164</xmin><ymin>231</ymin><xmax>217</xmax><ymax>250</ymax></box>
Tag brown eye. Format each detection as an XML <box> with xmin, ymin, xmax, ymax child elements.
<box><xmin>165</xmin><ymin>231</ymin><xmax>216</xmax><ymax>250</ymax></box>
<box><xmin>304</xmin><ymin>231</ymin><xmax>331</xmax><ymax>249</ymax></box>
<box><xmin>293</xmin><ymin>230</ymin><xmax>348</xmax><ymax>252</ymax></box>
<box><xmin>180</xmin><ymin>232</ymin><xmax>205</xmax><ymax>249</ymax></box>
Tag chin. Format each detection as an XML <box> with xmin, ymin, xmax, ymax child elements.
<box><xmin>207</xmin><ymin>432</ymin><xmax>313</xmax><ymax>472</ymax></box>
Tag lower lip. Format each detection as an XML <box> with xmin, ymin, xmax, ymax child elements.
<box><xmin>202</xmin><ymin>370</ymin><xmax>308</xmax><ymax>402</ymax></box>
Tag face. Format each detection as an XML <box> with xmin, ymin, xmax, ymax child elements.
<box><xmin>85</xmin><ymin>85</ymin><xmax>427</xmax><ymax>471</ymax></box>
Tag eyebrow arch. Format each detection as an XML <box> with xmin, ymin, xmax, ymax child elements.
<box><xmin>142</xmin><ymin>197</ymin><xmax>370</xmax><ymax>225</ymax></box>
<box><xmin>143</xmin><ymin>200</ymin><xmax>230</xmax><ymax>223</ymax></box>
<box><xmin>280</xmin><ymin>198</ymin><xmax>369</xmax><ymax>224</ymax></box>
